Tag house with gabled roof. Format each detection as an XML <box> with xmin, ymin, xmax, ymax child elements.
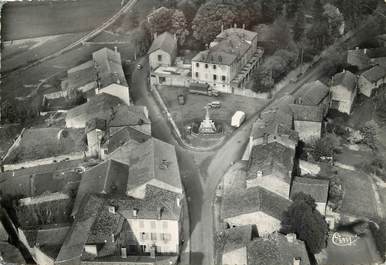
<box><xmin>330</xmin><ymin>70</ymin><xmax>358</xmax><ymax>114</ymax></box>
<box><xmin>246</xmin><ymin>142</ymin><xmax>295</xmax><ymax>199</ymax></box>
<box><xmin>290</xmin><ymin>177</ymin><xmax>330</xmax><ymax>215</ymax></box>
<box><xmin>293</xmin><ymin>80</ymin><xmax>331</xmax><ymax>116</ymax></box>
<box><xmin>71</xmin><ymin>159</ymin><xmax>130</xmax><ymax>216</ymax></box>
<box><xmin>148</xmin><ymin>32</ymin><xmax>178</xmax><ymax>71</ymax></box>
<box><xmin>1</xmin><ymin>127</ymin><xmax>87</xmax><ymax>171</ymax></box>
<box><xmin>56</xmin><ymin>185</ymin><xmax>182</xmax><ymax>265</ymax></box>
<box><xmin>358</xmin><ymin>65</ymin><xmax>386</xmax><ymax>97</ymax></box>
<box><xmin>108</xmin><ymin>137</ymin><xmax>183</xmax><ymax>198</ymax></box>
<box><xmin>289</xmin><ymin>104</ymin><xmax>324</xmax><ymax>143</ymax></box>
<box><xmin>219</xmin><ymin>226</ymin><xmax>311</xmax><ymax>265</ymax></box>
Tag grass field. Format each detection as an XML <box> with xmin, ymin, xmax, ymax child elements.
<box><xmin>1</xmin><ymin>0</ymin><xmax>123</xmax><ymax>40</ymax></box>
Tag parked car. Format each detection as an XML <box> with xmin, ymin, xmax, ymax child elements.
<box><xmin>178</xmin><ymin>94</ymin><xmax>185</xmax><ymax>105</ymax></box>
<box><xmin>208</xmin><ymin>101</ymin><xmax>221</xmax><ymax>108</ymax></box>
<box><xmin>188</xmin><ymin>82</ymin><xmax>219</xmax><ymax>97</ymax></box>
<box><xmin>231</xmin><ymin>111</ymin><xmax>246</xmax><ymax>128</ymax></box>
<box><xmin>137</xmin><ymin>64</ymin><xmax>143</xmax><ymax>70</ymax></box>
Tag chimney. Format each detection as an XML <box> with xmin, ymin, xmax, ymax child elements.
<box><xmin>364</xmin><ymin>48</ymin><xmax>367</xmax><ymax>55</ymax></box>
<box><xmin>108</xmin><ymin>206</ymin><xmax>116</xmax><ymax>214</ymax></box>
<box><xmin>263</xmin><ymin>133</ymin><xmax>268</xmax><ymax>144</ymax></box>
<box><xmin>256</xmin><ymin>170</ymin><xmax>263</xmax><ymax>180</ymax></box>
<box><xmin>221</xmin><ymin>23</ymin><xmax>224</xmax><ymax>32</ymax></box>
<box><xmin>286</xmin><ymin>233</ymin><xmax>296</xmax><ymax>243</ymax></box>
<box><xmin>355</xmin><ymin>46</ymin><xmax>359</xmax><ymax>50</ymax></box>
<box><xmin>157</xmin><ymin>207</ymin><xmax>163</xmax><ymax>220</ymax></box>
<box><xmin>121</xmin><ymin>247</ymin><xmax>127</xmax><ymax>258</ymax></box>
<box><xmin>176</xmin><ymin>197</ymin><xmax>181</xmax><ymax>207</ymax></box>
<box><xmin>297</xmin><ymin>96</ymin><xmax>302</xmax><ymax>104</ymax></box>
<box><xmin>174</xmin><ymin>33</ymin><xmax>177</xmax><ymax>41</ymax></box>
<box><xmin>242</xmin><ymin>24</ymin><xmax>245</xmax><ymax>29</ymax></box>
<box><xmin>114</xmin><ymin>46</ymin><xmax>118</xmax><ymax>54</ymax></box>
<box><xmin>153</xmin><ymin>32</ymin><xmax>158</xmax><ymax>40</ymax></box>
<box><xmin>111</xmin><ymin>233</ymin><xmax>115</xmax><ymax>243</ymax></box>
<box><xmin>293</xmin><ymin>257</ymin><xmax>301</xmax><ymax>265</ymax></box>
<box><xmin>233</xmin><ymin>23</ymin><xmax>237</xmax><ymax>28</ymax></box>
<box><xmin>133</xmin><ymin>208</ymin><xmax>138</xmax><ymax>217</ymax></box>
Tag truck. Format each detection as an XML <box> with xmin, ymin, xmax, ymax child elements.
<box><xmin>231</xmin><ymin>111</ymin><xmax>246</xmax><ymax>128</ymax></box>
<box><xmin>208</xmin><ymin>101</ymin><xmax>221</xmax><ymax>108</ymax></box>
<box><xmin>188</xmin><ymin>82</ymin><xmax>219</xmax><ymax>97</ymax></box>
<box><xmin>177</xmin><ymin>94</ymin><xmax>185</xmax><ymax>105</ymax></box>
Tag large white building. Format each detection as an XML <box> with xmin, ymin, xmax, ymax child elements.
<box><xmin>191</xmin><ymin>26</ymin><xmax>263</xmax><ymax>94</ymax></box>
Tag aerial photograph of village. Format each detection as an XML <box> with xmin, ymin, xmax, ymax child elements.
<box><xmin>0</xmin><ymin>0</ymin><xmax>386</xmax><ymax>264</ymax></box>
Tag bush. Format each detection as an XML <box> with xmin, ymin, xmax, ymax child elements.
<box><xmin>359</xmin><ymin>124</ymin><xmax>377</xmax><ymax>150</ymax></box>
<box><xmin>369</xmin><ymin>219</ymin><xmax>386</xmax><ymax>260</ymax></box>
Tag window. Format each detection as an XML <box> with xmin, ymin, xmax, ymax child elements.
<box><xmin>213</xmin><ymin>65</ymin><xmax>217</xmax><ymax>70</ymax></box>
<box><xmin>159</xmin><ymin>76</ymin><xmax>166</xmax><ymax>83</ymax></box>
<box><xmin>213</xmin><ymin>74</ymin><xmax>217</xmax><ymax>81</ymax></box>
<box><xmin>140</xmin><ymin>245</ymin><xmax>146</xmax><ymax>252</ymax></box>
<box><xmin>195</xmin><ymin>72</ymin><xmax>199</xmax><ymax>78</ymax></box>
<box><xmin>205</xmin><ymin>64</ymin><xmax>208</xmax><ymax>68</ymax></box>
<box><xmin>139</xmin><ymin>220</ymin><xmax>144</xmax><ymax>228</ymax></box>
<box><xmin>158</xmin><ymin>54</ymin><xmax>162</xmax><ymax>61</ymax></box>
<box><xmin>162</xmin><ymin>233</ymin><xmax>171</xmax><ymax>241</ymax></box>
<box><xmin>196</xmin><ymin>62</ymin><xmax>199</xmax><ymax>67</ymax></box>
<box><xmin>162</xmin><ymin>221</ymin><xmax>168</xmax><ymax>229</ymax></box>
<box><xmin>151</xmin><ymin>221</ymin><xmax>156</xmax><ymax>229</ymax></box>
<box><xmin>221</xmin><ymin>75</ymin><xmax>226</xmax><ymax>82</ymax></box>
<box><xmin>151</xmin><ymin>232</ymin><xmax>157</xmax><ymax>240</ymax></box>
<box><xmin>141</xmin><ymin>232</ymin><xmax>147</xmax><ymax>240</ymax></box>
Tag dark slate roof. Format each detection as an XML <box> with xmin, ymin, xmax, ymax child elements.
<box><xmin>247</xmin><ymin>233</ymin><xmax>311</xmax><ymax>265</ymax></box>
<box><xmin>2</xmin><ymin>127</ymin><xmax>87</xmax><ymax>164</ymax></box>
<box><xmin>72</xmin><ymin>159</ymin><xmax>129</xmax><ymax>216</ymax></box>
<box><xmin>222</xmin><ymin>186</ymin><xmax>291</xmax><ymax>220</ymax></box>
<box><xmin>109</xmin><ymin>137</ymin><xmax>183</xmax><ymax>194</ymax></box>
<box><xmin>290</xmin><ymin>177</ymin><xmax>329</xmax><ymax>203</ymax></box>
<box><xmin>148</xmin><ymin>31</ymin><xmax>177</xmax><ymax>56</ymax></box>
<box><xmin>247</xmin><ymin>142</ymin><xmax>295</xmax><ymax>182</ymax></box>
<box><xmin>108</xmin><ymin>105</ymin><xmax>151</xmax><ymax>127</ymax></box>
<box><xmin>65</xmin><ymin>60</ymin><xmax>97</xmax><ymax>91</ymax></box>
<box><xmin>361</xmin><ymin>65</ymin><xmax>386</xmax><ymax>83</ymax></box>
<box><xmin>294</xmin><ymin>80</ymin><xmax>330</xmax><ymax>106</ymax></box>
<box><xmin>102</xmin><ymin>126</ymin><xmax>151</xmax><ymax>154</ymax></box>
<box><xmin>289</xmin><ymin>104</ymin><xmax>324</xmax><ymax>122</ymax></box>
<box><xmin>332</xmin><ymin>71</ymin><xmax>357</xmax><ymax>91</ymax></box>
<box><xmin>218</xmin><ymin>225</ymin><xmax>252</xmax><ymax>256</ymax></box>
<box><xmin>215</xmin><ymin>28</ymin><xmax>258</xmax><ymax>42</ymax></box>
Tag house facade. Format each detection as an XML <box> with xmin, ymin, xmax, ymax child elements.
<box><xmin>290</xmin><ymin>104</ymin><xmax>324</xmax><ymax>143</ymax></box>
<box><xmin>358</xmin><ymin>65</ymin><xmax>386</xmax><ymax>97</ymax></box>
<box><xmin>330</xmin><ymin>70</ymin><xmax>358</xmax><ymax>114</ymax></box>
<box><xmin>148</xmin><ymin>32</ymin><xmax>178</xmax><ymax>71</ymax></box>
<box><xmin>191</xmin><ymin>26</ymin><xmax>263</xmax><ymax>94</ymax></box>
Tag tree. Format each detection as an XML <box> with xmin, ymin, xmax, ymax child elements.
<box><xmin>286</xmin><ymin>0</ymin><xmax>305</xmax><ymax>19</ymax></box>
<box><xmin>281</xmin><ymin>193</ymin><xmax>329</xmax><ymax>254</ymax></box>
<box><xmin>261</xmin><ymin>0</ymin><xmax>277</xmax><ymax>22</ymax></box>
<box><xmin>252</xmin><ymin>67</ymin><xmax>274</xmax><ymax>93</ymax></box>
<box><xmin>170</xmin><ymin>10</ymin><xmax>189</xmax><ymax>45</ymax></box>
<box><xmin>310</xmin><ymin>134</ymin><xmax>339</xmax><ymax>162</ymax></box>
<box><xmin>293</xmin><ymin>9</ymin><xmax>306</xmax><ymax>41</ymax></box>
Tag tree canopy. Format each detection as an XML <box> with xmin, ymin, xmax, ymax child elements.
<box><xmin>281</xmin><ymin>192</ymin><xmax>329</xmax><ymax>254</ymax></box>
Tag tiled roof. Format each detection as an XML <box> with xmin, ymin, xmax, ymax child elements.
<box><xmin>2</xmin><ymin>127</ymin><xmax>87</xmax><ymax>164</ymax></box>
<box><xmin>347</xmin><ymin>49</ymin><xmax>371</xmax><ymax>70</ymax></box>
<box><xmin>361</xmin><ymin>65</ymin><xmax>386</xmax><ymax>83</ymax></box>
<box><xmin>102</xmin><ymin>126</ymin><xmax>151</xmax><ymax>154</ymax></box>
<box><xmin>72</xmin><ymin>159</ymin><xmax>129</xmax><ymax>216</ymax></box>
<box><xmin>192</xmin><ymin>28</ymin><xmax>255</xmax><ymax>65</ymax></box>
<box><xmin>148</xmin><ymin>31</ymin><xmax>177</xmax><ymax>56</ymax></box>
<box><xmin>290</xmin><ymin>177</ymin><xmax>329</xmax><ymax>203</ymax></box>
<box><xmin>217</xmin><ymin>225</ymin><xmax>252</xmax><ymax>258</ymax></box>
<box><xmin>65</xmin><ymin>60</ymin><xmax>97</xmax><ymax>91</ymax></box>
<box><xmin>247</xmin><ymin>142</ymin><xmax>295</xmax><ymax>181</ymax></box>
<box><xmin>332</xmin><ymin>70</ymin><xmax>357</xmax><ymax>91</ymax></box>
<box><xmin>66</xmin><ymin>93</ymin><xmax>149</xmax><ymax>128</ymax></box>
<box><xmin>92</xmin><ymin>47</ymin><xmax>128</xmax><ymax>87</ymax></box>
<box><xmin>294</xmin><ymin>80</ymin><xmax>330</xmax><ymax>106</ymax></box>
<box><xmin>109</xmin><ymin>137</ymin><xmax>183</xmax><ymax>194</ymax></box>
<box><xmin>289</xmin><ymin>104</ymin><xmax>324</xmax><ymax>122</ymax></box>
<box><xmin>222</xmin><ymin>186</ymin><xmax>291</xmax><ymax>220</ymax></box>
<box><xmin>247</xmin><ymin>233</ymin><xmax>311</xmax><ymax>265</ymax></box>
<box><xmin>112</xmin><ymin>185</ymin><xmax>181</xmax><ymax>220</ymax></box>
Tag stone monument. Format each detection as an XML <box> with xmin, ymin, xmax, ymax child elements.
<box><xmin>199</xmin><ymin>105</ymin><xmax>216</xmax><ymax>134</ymax></box>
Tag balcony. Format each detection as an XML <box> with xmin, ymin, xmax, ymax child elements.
<box><xmin>231</xmin><ymin>48</ymin><xmax>264</xmax><ymax>88</ymax></box>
